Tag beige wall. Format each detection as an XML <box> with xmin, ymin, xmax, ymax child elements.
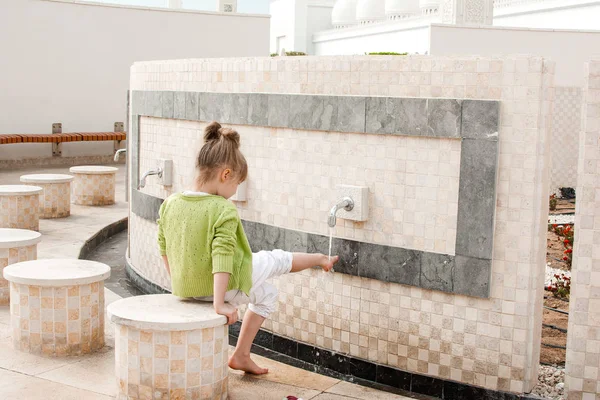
<box><xmin>129</xmin><ymin>54</ymin><xmax>554</xmax><ymax>393</ymax></box>
<box><xmin>0</xmin><ymin>0</ymin><xmax>268</xmax><ymax>160</ymax></box>
<box><xmin>565</xmin><ymin>59</ymin><xmax>600</xmax><ymax>399</ymax></box>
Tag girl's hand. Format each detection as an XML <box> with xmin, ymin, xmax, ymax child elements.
<box><xmin>321</xmin><ymin>255</ymin><xmax>339</xmax><ymax>272</ymax></box>
<box><xmin>214</xmin><ymin>303</ymin><xmax>238</xmax><ymax>325</ymax></box>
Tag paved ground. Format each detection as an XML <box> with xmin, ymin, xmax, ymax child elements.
<box><xmin>0</xmin><ymin>165</ymin><xmax>416</xmax><ymax>400</ymax></box>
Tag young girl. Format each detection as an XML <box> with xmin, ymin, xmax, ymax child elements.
<box><xmin>157</xmin><ymin>121</ymin><xmax>339</xmax><ymax>375</ymax></box>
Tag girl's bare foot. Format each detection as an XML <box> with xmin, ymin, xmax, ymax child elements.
<box><xmin>228</xmin><ymin>354</ymin><xmax>269</xmax><ymax>375</ymax></box>
<box><xmin>321</xmin><ymin>255</ymin><xmax>339</xmax><ymax>272</ymax></box>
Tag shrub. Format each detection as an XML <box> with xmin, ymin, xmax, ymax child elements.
<box><xmin>546</xmin><ymin>273</ymin><xmax>571</xmax><ymax>299</ymax></box>
<box><xmin>366</xmin><ymin>52</ymin><xmax>408</xmax><ymax>55</ymax></box>
<box><xmin>549</xmin><ymin>194</ymin><xmax>557</xmax><ymax>211</ymax></box>
<box><xmin>551</xmin><ymin>224</ymin><xmax>575</xmax><ymax>269</ymax></box>
<box><xmin>270</xmin><ymin>51</ymin><xmax>307</xmax><ymax>57</ymax></box>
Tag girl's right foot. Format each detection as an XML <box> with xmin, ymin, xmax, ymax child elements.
<box><xmin>321</xmin><ymin>255</ymin><xmax>339</xmax><ymax>272</ymax></box>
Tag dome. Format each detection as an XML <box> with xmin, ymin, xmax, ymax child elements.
<box><xmin>332</xmin><ymin>0</ymin><xmax>359</xmax><ymax>27</ymax></box>
<box><xmin>386</xmin><ymin>0</ymin><xmax>419</xmax><ymax>18</ymax></box>
<box><xmin>356</xmin><ymin>0</ymin><xmax>386</xmax><ymax>23</ymax></box>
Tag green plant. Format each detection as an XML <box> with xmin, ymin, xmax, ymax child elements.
<box><xmin>366</xmin><ymin>52</ymin><xmax>408</xmax><ymax>56</ymax></box>
<box><xmin>546</xmin><ymin>273</ymin><xmax>571</xmax><ymax>299</ymax></box>
<box><xmin>270</xmin><ymin>51</ymin><xmax>307</xmax><ymax>57</ymax></box>
<box><xmin>549</xmin><ymin>194</ymin><xmax>557</xmax><ymax>211</ymax></box>
<box><xmin>551</xmin><ymin>224</ymin><xmax>575</xmax><ymax>269</ymax></box>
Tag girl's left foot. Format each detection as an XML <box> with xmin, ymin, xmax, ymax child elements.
<box><xmin>229</xmin><ymin>354</ymin><xmax>269</xmax><ymax>375</ymax></box>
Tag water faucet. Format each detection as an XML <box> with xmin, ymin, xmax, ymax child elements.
<box><xmin>328</xmin><ymin>197</ymin><xmax>354</xmax><ymax>228</ymax></box>
<box><xmin>138</xmin><ymin>167</ymin><xmax>163</xmax><ymax>189</ymax></box>
<box><xmin>114</xmin><ymin>148</ymin><xmax>127</xmax><ymax>162</ymax></box>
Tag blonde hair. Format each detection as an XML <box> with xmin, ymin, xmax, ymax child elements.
<box><xmin>196</xmin><ymin>121</ymin><xmax>248</xmax><ymax>184</ymax></box>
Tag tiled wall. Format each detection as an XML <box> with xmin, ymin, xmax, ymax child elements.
<box><xmin>565</xmin><ymin>60</ymin><xmax>600</xmax><ymax>399</ymax></box>
<box><xmin>115</xmin><ymin>324</ymin><xmax>229</xmax><ymax>400</ymax></box>
<box><xmin>72</xmin><ymin>173</ymin><xmax>116</xmax><ymax>206</ymax></box>
<box><xmin>0</xmin><ymin>244</ymin><xmax>37</xmax><ymax>305</ymax></box>
<box><xmin>0</xmin><ymin>193</ymin><xmax>40</xmax><ymax>231</ymax></box>
<box><xmin>550</xmin><ymin>86</ymin><xmax>582</xmax><ymax>192</ymax></box>
<box><xmin>129</xmin><ymin>55</ymin><xmax>554</xmax><ymax>393</ymax></box>
<box><xmin>9</xmin><ymin>281</ymin><xmax>105</xmax><ymax>356</ymax></box>
<box><xmin>30</xmin><ymin>182</ymin><xmax>71</xmax><ymax>219</ymax></box>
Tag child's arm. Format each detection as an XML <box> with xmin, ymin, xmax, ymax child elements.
<box><xmin>212</xmin><ymin>207</ymin><xmax>240</xmax><ymax>325</ymax></box>
<box><xmin>161</xmin><ymin>255</ymin><xmax>171</xmax><ymax>276</ymax></box>
<box><xmin>213</xmin><ymin>272</ymin><xmax>237</xmax><ymax>325</ymax></box>
<box><xmin>291</xmin><ymin>253</ymin><xmax>336</xmax><ymax>272</ymax></box>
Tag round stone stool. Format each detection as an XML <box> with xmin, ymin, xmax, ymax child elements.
<box><xmin>20</xmin><ymin>174</ymin><xmax>74</xmax><ymax>219</ymax></box>
<box><xmin>0</xmin><ymin>229</ymin><xmax>42</xmax><ymax>305</ymax></box>
<box><xmin>69</xmin><ymin>166</ymin><xmax>118</xmax><ymax>206</ymax></box>
<box><xmin>107</xmin><ymin>294</ymin><xmax>228</xmax><ymax>400</ymax></box>
<box><xmin>3</xmin><ymin>259</ymin><xmax>110</xmax><ymax>356</ymax></box>
<box><xmin>0</xmin><ymin>185</ymin><xmax>43</xmax><ymax>231</ymax></box>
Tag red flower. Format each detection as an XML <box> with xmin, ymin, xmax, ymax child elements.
<box><xmin>566</xmin><ymin>249</ymin><xmax>573</xmax><ymax>254</ymax></box>
<box><xmin>563</xmin><ymin>256</ymin><xmax>569</xmax><ymax>261</ymax></box>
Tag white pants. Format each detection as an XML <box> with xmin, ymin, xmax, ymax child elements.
<box><xmin>195</xmin><ymin>250</ymin><xmax>293</xmax><ymax>318</ymax></box>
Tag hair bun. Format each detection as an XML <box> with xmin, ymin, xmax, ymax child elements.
<box><xmin>220</xmin><ymin>128</ymin><xmax>241</xmax><ymax>148</ymax></box>
<box><xmin>204</xmin><ymin>121</ymin><xmax>222</xmax><ymax>143</ymax></box>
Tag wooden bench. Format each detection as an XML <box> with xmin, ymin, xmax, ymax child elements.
<box><xmin>0</xmin><ymin>122</ymin><xmax>126</xmax><ymax>157</ymax></box>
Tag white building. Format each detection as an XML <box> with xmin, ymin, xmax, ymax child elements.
<box><xmin>270</xmin><ymin>0</ymin><xmax>600</xmax><ymax>191</ymax></box>
<box><xmin>271</xmin><ymin>0</ymin><xmax>600</xmax><ymax>56</ymax></box>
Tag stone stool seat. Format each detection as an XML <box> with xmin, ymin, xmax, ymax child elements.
<box><xmin>69</xmin><ymin>165</ymin><xmax>118</xmax><ymax>206</ymax></box>
<box><xmin>107</xmin><ymin>294</ymin><xmax>229</xmax><ymax>400</ymax></box>
<box><xmin>20</xmin><ymin>174</ymin><xmax>74</xmax><ymax>219</ymax></box>
<box><xmin>0</xmin><ymin>228</ymin><xmax>42</xmax><ymax>305</ymax></box>
<box><xmin>0</xmin><ymin>185</ymin><xmax>43</xmax><ymax>231</ymax></box>
<box><xmin>3</xmin><ymin>259</ymin><xmax>110</xmax><ymax>356</ymax></box>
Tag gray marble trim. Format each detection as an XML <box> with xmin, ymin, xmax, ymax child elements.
<box><xmin>129</xmin><ymin>91</ymin><xmax>500</xmax><ymax>298</ymax></box>
<box><xmin>131</xmin><ymin>91</ymin><xmax>498</xmax><ymax>139</ymax></box>
<box><xmin>129</xmin><ymin>189</ymin><xmax>489</xmax><ymax>298</ymax></box>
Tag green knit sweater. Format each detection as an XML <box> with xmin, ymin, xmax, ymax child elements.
<box><xmin>157</xmin><ymin>193</ymin><xmax>253</xmax><ymax>298</ymax></box>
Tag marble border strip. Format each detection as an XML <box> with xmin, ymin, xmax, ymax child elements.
<box><xmin>131</xmin><ymin>189</ymin><xmax>490</xmax><ymax>298</ymax></box>
<box><xmin>123</xmin><ymin>260</ymin><xmax>539</xmax><ymax>400</ymax></box>
<box><xmin>130</xmin><ymin>91</ymin><xmax>500</xmax><ymax>298</ymax></box>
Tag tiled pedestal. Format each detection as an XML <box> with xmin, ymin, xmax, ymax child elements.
<box><xmin>0</xmin><ymin>229</ymin><xmax>41</xmax><ymax>305</ymax></box>
<box><xmin>0</xmin><ymin>185</ymin><xmax>42</xmax><ymax>231</ymax></box>
<box><xmin>3</xmin><ymin>259</ymin><xmax>110</xmax><ymax>356</ymax></box>
<box><xmin>20</xmin><ymin>174</ymin><xmax>74</xmax><ymax>219</ymax></box>
<box><xmin>107</xmin><ymin>295</ymin><xmax>229</xmax><ymax>400</ymax></box>
<box><xmin>69</xmin><ymin>166</ymin><xmax>118</xmax><ymax>206</ymax></box>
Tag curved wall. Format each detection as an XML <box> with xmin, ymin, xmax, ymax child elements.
<box><xmin>128</xmin><ymin>55</ymin><xmax>554</xmax><ymax>395</ymax></box>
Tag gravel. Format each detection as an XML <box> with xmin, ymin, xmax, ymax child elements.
<box><xmin>545</xmin><ymin>264</ymin><xmax>571</xmax><ymax>287</ymax></box>
<box><xmin>548</xmin><ymin>215</ymin><xmax>575</xmax><ymax>225</ymax></box>
<box><xmin>531</xmin><ymin>365</ymin><xmax>565</xmax><ymax>399</ymax></box>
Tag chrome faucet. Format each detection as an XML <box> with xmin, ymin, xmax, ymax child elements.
<box><xmin>328</xmin><ymin>197</ymin><xmax>354</xmax><ymax>228</ymax></box>
<box><xmin>114</xmin><ymin>148</ymin><xmax>127</xmax><ymax>162</ymax></box>
<box><xmin>138</xmin><ymin>168</ymin><xmax>163</xmax><ymax>189</ymax></box>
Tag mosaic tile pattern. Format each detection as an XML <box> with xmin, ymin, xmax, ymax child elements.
<box><xmin>129</xmin><ymin>55</ymin><xmax>555</xmax><ymax>394</ymax></box>
<box><xmin>0</xmin><ymin>245</ymin><xmax>37</xmax><ymax>305</ymax></box>
<box><xmin>550</xmin><ymin>86</ymin><xmax>581</xmax><ymax>192</ymax></box>
<box><xmin>115</xmin><ymin>324</ymin><xmax>229</xmax><ymax>400</ymax></box>
<box><xmin>72</xmin><ymin>173</ymin><xmax>116</xmax><ymax>206</ymax></box>
<box><xmin>139</xmin><ymin>119</ymin><xmax>461</xmax><ymax>255</ymax></box>
<box><xmin>0</xmin><ymin>194</ymin><xmax>40</xmax><ymax>231</ymax></box>
<box><xmin>565</xmin><ymin>60</ymin><xmax>600</xmax><ymax>400</ymax></box>
<box><xmin>9</xmin><ymin>281</ymin><xmax>105</xmax><ymax>356</ymax></box>
<box><xmin>25</xmin><ymin>182</ymin><xmax>71</xmax><ymax>219</ymax></box>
